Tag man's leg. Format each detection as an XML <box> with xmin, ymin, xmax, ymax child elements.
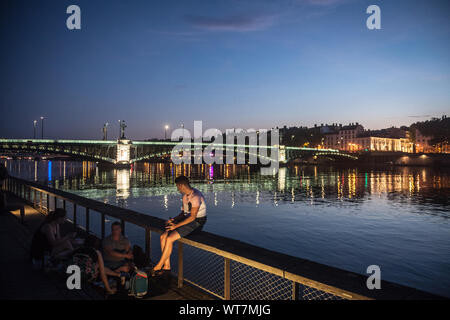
<box><xmin>160</xmin><ymin>231</ymin><xmax>171</xmax><ymax>270</ymax></box>
<box><xmin>154</xmin><ymin>231</ymin><xmax>180</xmax><ymax>271</ymax></box>
<box><xmin>97</xmin><ymin>252</ymin><xmax>117</xmax><ymax>294</ymax></box>
<box><xmin>114</xmin><ymin>263</ymin><xmax>130</xmax><ymax>273</ymax></box>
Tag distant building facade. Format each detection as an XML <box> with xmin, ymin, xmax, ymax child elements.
<box><xmin>324</xmin><ymin>123</ymin><xmax>414</xmax><ymax>153</ymax></box>
<box><xmin>414</xmin><ymin>129</ymin><xmax>434</xmax><ymax>153</ymax></box>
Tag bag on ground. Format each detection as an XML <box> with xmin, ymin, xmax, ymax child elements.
<box><xmin>129</xmin><ymin>267</ymin><xmax>148</xmax><ymax>298</ymax></box>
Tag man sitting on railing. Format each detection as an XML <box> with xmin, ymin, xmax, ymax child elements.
<box><xmin>151</xmin><ymin>175</ymin><xmax>207</xmax><ymax>276</ymax></box>
<box><xmin>102</xmin><ymin>221</ymin><xmax>134</xmax><ymax>275</ymax></box>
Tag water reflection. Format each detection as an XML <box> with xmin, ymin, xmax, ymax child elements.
<box><xmin>116</xmin><ymin>169</ymin><xmax>130</xmax><ymax>203</ymax></box>
<box><xmin>2</xmin><ymin>159</ymin><xmax>450</xmax><ymax>297</ymax></box>
<box><xmin>3</xmin><ymin>160</ymin><xmax>449</xmax><ymax>215</ymax></box>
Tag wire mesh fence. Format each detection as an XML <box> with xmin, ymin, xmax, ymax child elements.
<box><xmin>230</xmin><ymin>260</ymin><xmax>292</xmax><ymax>300</ymax></box>
<box><xmin>183</xmin><ymin>245</ymin><xmax>224</xmax><ymax>298</ymax></box>
<box><xmin>299</xmin><ymin>284</ymin><xmax>344</xmax><ymax>300</ymax></box>
<box><xmin>8</xmin><ymin>178</ymin><xmax>355</xmax><ymax>301</ymax></box>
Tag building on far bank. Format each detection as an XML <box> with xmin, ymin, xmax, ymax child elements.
<box><xmin>324</xmin><ymin>124</ymin><xmax>414</xmax><ymax>153</ymax></box>
<box><xmin>322</xmin><ymin>123</ymin><xmax>364</xmax><ymax>151</ymax></box>
<box><xmin>411</xmin><ymin>116</ymin><xmax>450</xmax><ymax>153</ymax></box>
<box><xmin>415</xmin><ymin>129</ymin><xmax>435</xmax><ymax>153</ymax></box>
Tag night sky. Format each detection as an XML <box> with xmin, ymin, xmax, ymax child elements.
<box><xmin>1</xmin><ymin>0</ymin><xmax>449</xmax><ymax>140</ymax></box>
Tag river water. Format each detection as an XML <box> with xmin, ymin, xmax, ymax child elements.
<box><xmin>2</xmin><ymin>159</ymin><xmax>449</xmax><ymax>297</ymax></box>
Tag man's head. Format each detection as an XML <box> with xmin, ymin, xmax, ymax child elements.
<box><xmin>111</xmin><ymin>221</ymin><xmax>122</xmax><ymax>237</ymax></box>
<box><xmin>175</xmin><ymin>175</ymin><xmax>192</xmax><ymax>194</ymax></box>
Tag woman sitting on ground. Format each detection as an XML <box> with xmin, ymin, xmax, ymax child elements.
<box><xmin>71</xmin><ymin>235</ymin><xmax>120</xmax><ymax>295</ymax></box>
<box><xmin>31</xmin><ymin>208</ymin><xmax>75</xmax><ymax>261</ymax></box>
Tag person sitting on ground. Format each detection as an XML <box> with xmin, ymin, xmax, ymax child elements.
<box><xmin>102</xmin><ymin>221</ymin><xmax>134</xmax><ymax>274</ymax></box>
<box><xmin>71</xmin><ymin>235</ymin><xmax>118</xmax><ymax>295</ymax></box>
<box><xmin>30</xmin><ymin>208</ymin><xmax>75</xmax><ymax>262</ymax></box>
<box><xmin>151</xmin><ymin>175</ymin><xmax>207</xmax><ymax>276</ymax></box>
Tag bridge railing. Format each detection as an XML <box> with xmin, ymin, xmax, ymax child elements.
<box><xmin>4</xmin><ymin>176</ymin><xmax>440</xmax><ymax>300</ymax></box>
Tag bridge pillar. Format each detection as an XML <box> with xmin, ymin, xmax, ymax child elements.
<box><xmin>116</xmin><ymin>139</ymin><xmax>132</xmax><ymax>167</ymax></box>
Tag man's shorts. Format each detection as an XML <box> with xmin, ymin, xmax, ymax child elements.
<box><xmin>175</xmin><ymin>218</ymin><xmax>206</xmax><ymax>238</ymax></box>
<box><xmin>104</xmin><ymin>259</ymin><xmax>128</xmax><ymax>271</ymax></box>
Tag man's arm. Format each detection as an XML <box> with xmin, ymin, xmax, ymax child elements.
<box><xmin>173</xmin><ymin>206</ymin><xmax>198</xmax><ymax>229</ymax></box>
<box><xmin>103</xmin><ymin>243</ymin><xmax>130</xmax><ymax>260</ymax></box>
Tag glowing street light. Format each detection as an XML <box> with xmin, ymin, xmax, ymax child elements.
<box><xmin>40</xmin><ymin>116</ymin><xmax>45</xmax><ymax>139</ymax></box>
<box><xmin>33</xmin><ymin>120</ymin><xmax>37</xmax><ymax>139</ymax></box>
<box><xmin>102</xmin><ymin>122</ymin><xmax>109</xmax><ymax>140</ymax></box>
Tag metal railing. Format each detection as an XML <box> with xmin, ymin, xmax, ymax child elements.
<box><xmin>4</xmin><ymin>176</ymin><xmax>440</xmax><ymax>300</ymax></box>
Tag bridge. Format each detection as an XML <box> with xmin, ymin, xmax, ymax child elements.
<box><xmin>0</xmin><ymin>138</ymin><xmax>357</xmax><ymax>166</ymax></box>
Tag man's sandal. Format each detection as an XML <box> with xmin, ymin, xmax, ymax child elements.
<box><xmin>150</xmin><ymin>268</ymin><xmax>165</xmax><ymax>277</ymax></box>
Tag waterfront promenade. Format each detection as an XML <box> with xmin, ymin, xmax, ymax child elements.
<box><xmin>0</xmin><ymin>195</ymin><xmax>211</xmax><ymax>300</ymax></box>
<box><xmin>1</xmin><ymin>177</ymin><xmax>445</xmax><ymax>300</ymax></box>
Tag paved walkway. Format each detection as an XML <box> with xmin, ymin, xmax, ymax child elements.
<box><xmin>0</xmin><ymin>196</ymin><xmax>212</xmax><ymax>300</ymax></box>
<box><xmin>0</xmin><ymin>205</ymin><xmax>92</xmax><ymax>299</ymax></box>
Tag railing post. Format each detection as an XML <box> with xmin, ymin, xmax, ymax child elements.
<box><xmin>101</xmin><ymin>213</ymin><xmax>105</xmax><ymax>239</ymax></box>
<box><xmin>121</xmin><ymin>219</ymin><xmax>125</xmax><ymax>235</ymax></box>
<box><xmin>292</xmin><ymin>281</ymin><xmax>299</xmax><ymax>300</ymax></box>
<box><xmin>86</xmin><ymin>207</ymin><xmax>90</xmax><ymax>233</ymax></box>
<box><xmin>33</xmin><ymin>190</ymin><xmax>37</xmax><ymax>208</ymax></box>
<box><xmin>178</xmin><ymin>242</ymin><xmax>184</xmax><ymax>288</ymax></box>
<box><xmin>63</xmin><ymin>199</ymin><xmax>66</xmax><ymax>211</ymax></box>
<box><xmin>20</xmin><ymin>206</ymin><xmax>25</xmax><ymax>224</ymax></box>
<box><xmin>224</xmin><ymin>257</ymin><xmax>231</xmax><ymax>300</ymax></box>
<box><xmin>39</xmin><ymin>192</ymin><xmax>43</xmax><ymax>212</ymax></box>
<box><xmin>73</xmin><ymin>203</ymin><xmax>77</xmax><ymax>231</ymax></box>
<box><xmin>145</xmin><ymin>228</ymin><xmax>151</xmax><ymax>264</ymax></box>
<box><xmin>46</xmin><ymin>193</ymin><xmax>50</xmax><ymax>213</ymax></box>
<box><xmin>54</xmin><ymin>196</ymin><xmax>57</xmax><ymax>210</ymax></box>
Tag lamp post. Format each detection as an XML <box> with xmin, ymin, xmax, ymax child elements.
<box><xmin>103</xmin><ymin>123</ymin><xmax>109</xmax><ymax>140</ymax></box>
<box><xmin>33</xmin><ymin>120</ymin><xmax>37</xmax><ymax>139</ymax></box>
<box><xmin>165</xmin><ymin>125</ymin><xmax>169</xmax><ymax>140</ymax></box>
<box><xmin>118</xmin><ymin>120</ymin><xmax>126</xmax><ymax>139</ymax></box>
<box><xmin>40</xmin><ymin>116</ymin><xmax>45</xmax><ymax>139</ymax></box>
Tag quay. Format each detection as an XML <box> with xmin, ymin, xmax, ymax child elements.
<box><xmin>0</xmin><ymin>195</ymin><xmax>211</xmax><ymax>300</ymax></box>
<box><xmin>0</xmin><ymin>176</ymin><xmax>445</xmax><ymax>300</ymax></box>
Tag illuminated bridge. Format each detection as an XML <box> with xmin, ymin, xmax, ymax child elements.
<box><xmin>0</xmin><ymin>139</ymin><xmax>357</xmax><ymax>166</ymax></box>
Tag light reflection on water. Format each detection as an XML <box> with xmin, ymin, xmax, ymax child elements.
<box><xmin>2</xmin><ymin>159</ymin><xmax>450</xmax><ymax>297</ymax></box>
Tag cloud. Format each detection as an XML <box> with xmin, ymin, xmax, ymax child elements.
<box><xmin>408</xmin><ymin>115</ymin><xmax>432</xmax><ymax>118</ymax></box>
<box><xmin>184</xmin><ymin>13</ymin><xmax>279</xmax><ymax>32</ymax></box>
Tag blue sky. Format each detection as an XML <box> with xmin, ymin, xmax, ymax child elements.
<box><xmin>1</xmin><ymin>0</ymin><xmax>449</xmax><ymax>139</ymax></box>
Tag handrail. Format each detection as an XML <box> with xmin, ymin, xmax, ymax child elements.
<box><xmin>4</xmin><ymin>176</ymin><xmax>444</xmax><ymax>300</ymax></box>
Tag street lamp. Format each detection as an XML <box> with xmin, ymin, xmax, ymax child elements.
<box><xmin>165</xmin><ymin>125</ymin><xmax>169</xmax><ymax>140</ymax></box>
<box><xmin>33</xmin><ymin>120</ymin><xmax>37</xmax><ymax>139</ymax></box>
<box><xmin>40</xmin><ymin>116</ymin><xmax>45</xmax><ymax>139</ymax></box>
<box><xmin>103</xmin><ymin>122</ymin><xmax>109</xmax><ymax>140</ymax></box>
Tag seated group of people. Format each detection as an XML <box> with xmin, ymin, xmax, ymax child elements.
<box><xmin>31</xmin><ymin>208</ymin><xmax>134</xmax><ymax>295</ymax></box>
<box><xmin>29</xmin><ymin>175</ymin><xmax>208</xmax><ymax>295</ymax></box>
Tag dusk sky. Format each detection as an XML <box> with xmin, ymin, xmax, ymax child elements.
<box><xmin>1</xmin><ymin>0</ymin><xmax>449</xmax><ymax>140</ymax></box>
